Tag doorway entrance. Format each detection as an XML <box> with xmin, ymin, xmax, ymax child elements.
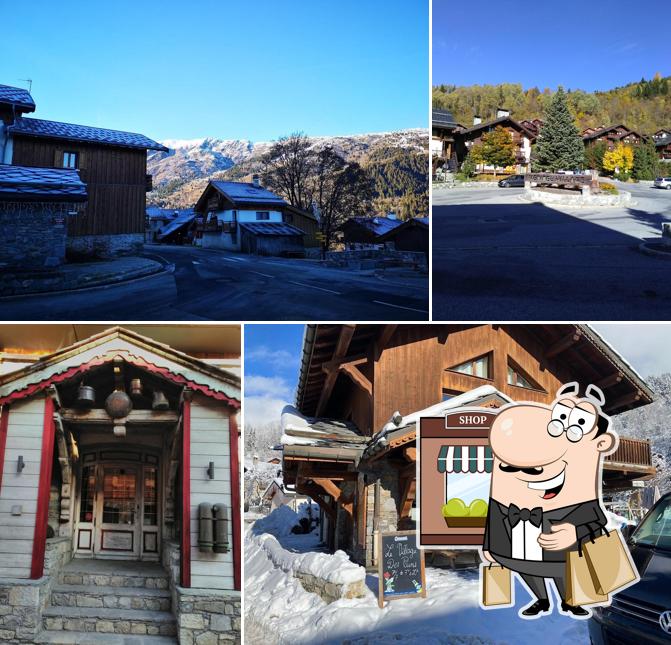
<box><xmin>74</xmin><ymin>449</ymin><xmax>160</xmax><ymax>561</ymax></box>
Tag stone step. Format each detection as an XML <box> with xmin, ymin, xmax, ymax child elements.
<box><xmin>35</xmin><ymin>631</ymin><xmax>177</xmax><ymax>644</ymax></box>
<box><xmin>51</xmin><ymin>584</ymin><xmax>171</xmax><ymax>612</ymax></box>
<box><xmin>42</xmin><ymin>606</ymin><xmax>177</xmax><ymax>637</ymax></box>
<box><xmin>59</xmin><ymin>561</ymin><xmax>169</xmax><ymax>590</ymax></box>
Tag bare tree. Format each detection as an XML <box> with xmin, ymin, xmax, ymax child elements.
<box><xmin>261</xmin><ymin>132</ymin><xmax>314</xmax><ymax>211</ymax></box>
<box><xmin>309</xmin><ymin>146</ymin><xmax>374</xmax><ymax>250</ymax></box>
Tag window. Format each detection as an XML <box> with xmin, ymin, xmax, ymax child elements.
<box><xmin>63</xmin><ymin>151</ymin><xmax>79</xmax><ymax>169</ymax></box>
<box><xmin>256</xmin><ymin>211</ymin><xmax>270</xmax><ymax>220</ymax></box>
<box><xmin>143</xmin><ymin>466</ymin><xmax>158</xmax><ymax>526</ymax></box>
<box><xmin>506</xmin><ymin>359</ymin><xmax>544</xmax><ymax>391</ymax></box>
<box><xmin>448</xmin><ymin>353</ymin><xmax>491</xmax><ymax>379</ymax></box>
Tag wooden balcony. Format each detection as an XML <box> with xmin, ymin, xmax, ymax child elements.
<box><xmin>603</xmin><ymin>436</ymin><xmax>655</xmax><ymax>489</ymax></box>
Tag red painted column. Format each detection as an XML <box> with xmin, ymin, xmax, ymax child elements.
<box><xmin>0</xmin><ymin>405</ymin><xmax>10</xmax><ymax>493</ymax></box>
<box><xmin>229</xmin><ymin>411</ymin><xmax>241</xmax><ymax>590</ymax></box>
<box><xmin>31</xmin><ymin>396</ymin><xmax>56</xmax><ymax>579</ymax></box>
<box><xmin>180</xmin><ymin>397</ymin><xmax>191</xmax><ymax>588</ymax></box>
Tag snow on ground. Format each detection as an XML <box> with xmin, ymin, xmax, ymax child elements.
<box><xmin>245</xmin><ymin>508</ymin><xmax>589</xmax><ymax>645</ymax></box>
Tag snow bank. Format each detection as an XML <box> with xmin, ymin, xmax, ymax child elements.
<box><xmin>252</xmin><ymin>505</ymin><xmax>301</xmax><ymax>538</ymax></box>
<box><xmin>254</xmin><ymin>532</ymin><xmax>365</xmax><ymax>586</ymax></box>
<box><xmin>245</xmin><ymin>522</ymin><xmax>589</xmax><ymax>645</ymax></box>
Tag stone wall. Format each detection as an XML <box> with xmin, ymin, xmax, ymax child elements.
<box><xmin>294</xmin><ymin>571</ymin><xmax>366</xmax><ymax>604</ymax></box>
<box><xmin>325</xmin><ymin>248</ymin><xmax>427</xmax><ymax>271</ymax></box>
<box><xmin>523</xmin><ymin>187</ymin><xmax>633</xmax><ymax>208</ymax></box>
<box><xmin>0</xmin><ymin>537</ymin><xmax>72</xmax><ymax>643</ymax></box>
<box><xmin>0</xmin><ymin>201</ymin><xmax>70</xmax><ymax>268</ymax></box>
<box><xmin>67</xmin><ymin>233</ymin><xmax>144</xmax><ymax>259</ymax></box>
<box><xmin>162</xmin><ymin>540</ymin><xmax>241</xmax><ymax>644</ymax></box>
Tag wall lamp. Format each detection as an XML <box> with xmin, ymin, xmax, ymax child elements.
<box><xmin>207</xmin><ymin>461</ymin><xmax>215</xmax><ymax>480</ymax></box>
<box><xmin>17</xmin><ymin>456</ymin><xmax>25</xmax><ymax>473</ymax></box>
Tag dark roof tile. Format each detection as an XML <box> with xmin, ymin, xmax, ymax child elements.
<box><xmin>0</xmin><ymin>84</ymin><xmax>35</xmax><ymax>112</ymax></box>
<box><xmin>9</xmin><ymin>117</ymin><xmax>168</xmax><ymax>151</ymax></box>
<box><xmin>0</xmin><ymin>164</ymin><xmax>87</xmax><ymax>201</ymax></box>
<box><xmin>239</xmin><ymin>221</ymin><xmax>304</xmax><ymax>236</ymax></box>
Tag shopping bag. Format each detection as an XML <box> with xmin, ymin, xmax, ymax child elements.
<box><xmin>481</xmin><ymin>563</ymin><xmax>511</xmax><ymax>606</ymax></box>
<box><xmin>565</xmin><ymin>548</ymin><xmax>609</xmax><ymax>606</ymax></box>
<box><xmin>582</xmin><ymin>529</ymin><xmax>639</xmax><ymax>595</ymax></box>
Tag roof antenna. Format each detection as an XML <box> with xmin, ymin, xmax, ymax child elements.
<box><xmin>19</xmin><ymin>78</ymin><xmax>33</xmax><ymax>93</ymax></box>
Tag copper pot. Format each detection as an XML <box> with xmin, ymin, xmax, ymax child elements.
<box><xmin>105</xmin><ymin>390</ymin><xmax>132</xmax><ymax>418</ymax></box>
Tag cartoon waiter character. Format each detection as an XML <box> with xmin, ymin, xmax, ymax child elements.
<box><xmin>480</xmin><ymin>382</ymin><xmax>634</xmax><ymax>618</ymax></box>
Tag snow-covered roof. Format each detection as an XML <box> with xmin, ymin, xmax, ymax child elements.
<box><xmin>210</xmin><ymin>181</ymin><xmax>287</xmax><ymax>205</ymax></box>
<box><xmin>157</xmin><ymin>212</ymin><xmax>195</xmax><ymax>240</ymax></box>
<box><xmin>363</xmin><ymin>385</ymin><xmax>513</xmax><ymax>461</ymax></box>
<box><xmin>281</xmin><ymin>405</ymin><xmax>365</xmax><ymax>449</ymax></box>
<box><xmin>344</xmin><ymin>216</ymin><xmax>402</xmax><ymax>236</ymax></box>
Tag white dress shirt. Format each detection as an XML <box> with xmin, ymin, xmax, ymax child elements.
<box><xmin>511</xmin><ymin>519</ymin><xmax>543</xmax><ymax>561</ymax></box>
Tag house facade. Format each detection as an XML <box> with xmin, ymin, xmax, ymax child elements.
<box><xmin>0</xmin><ymin>83</ymin><xmax>167</xmax><ymax>260</ymax></box>
<box><xmin>281</xmin><ymin>324</ymin><xmax>655</xmax><ymax>568</ymax></box>
<box><xmin>582</xmin><ymin>124</ymin><xmax>644</xmax><ymax>150</ymax></box>
<box><xmin>341</xmin><ymin>216</ymin><xmax>402</xmax><ymax>248</ymax></box>
<box><xmin>0</xmin><ymin>326</ymin><xmax>241</xmax><ymax>643</ymax></box>
<box><xmin>431</xmin><ymin>108</ymin><xmax>462</xmax><ymax>168</ymax></box>
<box><xmin>194</xmin><ymin>178</ymin><xmax>308</xmax><ymax>256</ymax></box>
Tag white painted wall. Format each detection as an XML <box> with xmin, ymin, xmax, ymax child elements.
<box><xmin>201</xmin><ymin>208</ymin><xmax>283</xmax><ymax>251</ymax></box>
<box><xmin>189</xmin><ymin>394</ymin><xmax>235</xmax><ymax>590</ymax></box>
<box><xmin>0</xmin><ymin>397</ymin><xmax>45</xmax><ymax>578</ymax></box>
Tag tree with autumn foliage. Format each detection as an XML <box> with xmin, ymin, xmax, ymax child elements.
<box><xmin>479</xmin><ymin>127</ymin><xmax>515</xmax><ymax>177</ymax></box>
<box><xmin>602</xmin><ymin>143</ymin><xmax>634</xmax><ymax>178</ymax></box>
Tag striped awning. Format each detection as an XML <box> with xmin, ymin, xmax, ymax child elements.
<box><xmin>437</xmin><ymin>446</ymin><xmax>493</xmax><ymax>473</ymax></box>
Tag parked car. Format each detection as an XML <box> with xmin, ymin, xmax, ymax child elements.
<box><xmin>589</xmin><ymin>492</ymin><xmax>671</xmax><ymax>644</ymax></box>
<box><xmin>654</xmin><ymin>177</ymin><xmax>671</xmax><ymax>189</ymax></box>
<box><xmin>498</xmin><ymin>175</ymin><xmax>525</xmax><ymax>188</ymax></box>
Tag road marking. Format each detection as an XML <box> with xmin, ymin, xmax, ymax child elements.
<box><xmin>219</xmin><ymin>256</ymin><xmax>243</xmax><ymax>263</ymax></box>
<box><xmin>192</xmin><ymin>261</ymin><xmax>202</xmax><ymax>265</ymax></box>
<box><xmin>250</xmin><ymin>271</ymin><xmax>274</xmax><ymax>278</ymax></box>
<box><xmin>372</xmin><ymin>300</ymin><xmax>428</xmax><ymax>314</ymax></box>
<box><xmin>289</xmin><ymin>281</ymin><xmax>341</xmax><ymax>295</ymax></box>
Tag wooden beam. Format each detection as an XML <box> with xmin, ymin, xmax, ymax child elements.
<box><xmin>299</xmin><ymin>485</ymin><xmax>336</xmax><ymax>520</ymax></box>
<box><xmin>400</xmin><ymin>478</ymin><xmax>416</xmax><ymax>519</ymax></box>
<box><xmin>60</xmin><ymin>408</ymin><xmax>179</xmax><ymax>424</ymax></box>
<box><xmin>403</xmin><ymin>447</ymin><xmax>417</xmax><ymax>462</ymax></box>
<box><xmin>374</xmin><ymin>324</ymin><xmax>398</xmax><ymax>361</ymax></box>
<box><xmin>312</xmin><ymin>477</ymin><xmax>342</xmax><ymax>500</ymax></box>
<box><xmin>341</xmin><ymin>363</ymin><xmax>372</xmax><ymax>396</ymax></box>
<box><xmin>315</xmin><ymin>325</ymin><xmax>356</xmax><ymax>416</ymax></box>
<box><xmin>595</xmin><ymin>372</ymin><xmax>624</xmax><ymax>389</ymax></box>
<box><xmin>321</xmin><ymin>353</ymin><xmax>368</xmax><ymax>373</ymax></box>
<box><xmin>545</xmin><ymin>329</ymin><xmax>582</xmax><ymax>359</ymax></box>
<box><xmin>608</xmin><ymin>391</ymin><xmax>642</xmax><ymax>411</ymax></box>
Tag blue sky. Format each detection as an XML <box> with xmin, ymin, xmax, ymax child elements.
<box><xmin>244</xmin><ymin>324</ymin><xmax>304</xmax><ymax>427</ymax></box>
<box><xmin>433</xmin><ymin>0</ymin><xmax>671</xmax><ymax>91</ymax></box>
<box><xmin>1</xmin><ymin>0</ymin><xmax>428</xmax><ymax>143</ymax></box>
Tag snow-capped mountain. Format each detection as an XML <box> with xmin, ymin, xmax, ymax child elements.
<box><xmin>147</xmin><ymin>129</ymin><xmax>428</xmax><ymax>207</ymax></box>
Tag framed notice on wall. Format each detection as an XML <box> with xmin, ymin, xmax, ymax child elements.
<box><xmin>418</xmin><ymin>408</ymin><xmax>497</xmax><ymax>549</ymax></box>
<box><xmin>377</xmin><ymin>530</ymin><xmax>427</xmax><ymax>608</ymax></box>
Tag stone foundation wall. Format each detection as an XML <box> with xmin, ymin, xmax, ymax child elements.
<box><xmin>294</xmin><ymin>571</ymin><xmax>366</xmax><ymax>604</ymax></box>
<box><xmin>67</xmin><ymin>233</ymin><xmax>144</xmax><ymax>259</ymax></box>
<box><xmin>0</xmin><ymin>537</ymin><xmax>72</xmax><ymax>643</ymax></box>
<box><xmin>326</xmin><ymin>248</ymin><xmax>427</xmax><ymax>271</ymax></box>
<box><xmin>162</xmin><ymin>540</ymin><xmax>241</xmax><ymax>644</ymax></box>
<box><xmin>523</xmin><ymin>187</ymin><xmax>633</xmax><ymax>207</ymax></box>
<box><xmin>0</xmin><ymin>202</ymin><xmax>70</xmax><ymax>268</ymax></box>
<box><xmin>175</xmin><ymin>588</ymin><xmax>241</xmax><ymax>644</ymax></box>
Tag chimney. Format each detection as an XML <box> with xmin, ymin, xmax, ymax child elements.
<box><xmin>473</xmin><ymin>115</ymin><xmax>482</xmax><ymax>125</ymax></box>
<box><xmin>252</xmin><ymin>174</ymin><xmax>260</xmax><ymax>188</ymax></box>
<box><xmin>496</xmin><ymin>107</ymin><xmax>510</xmax><ymax>118</ymax></box>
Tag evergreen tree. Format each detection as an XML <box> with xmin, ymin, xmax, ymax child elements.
<box><xmin>533</xmin><ymin>87</ymin><xmax>585</xmax><ymax>171</ymax></box>
<box><xmin>585</xmin><ymin>141</ymin><xmax>608</xmax><ymax>172</ymax></box>
<box><xmin>632</xmin><ymin>141</ymin><xmax>661</xmax><ymax>180</ymax></box>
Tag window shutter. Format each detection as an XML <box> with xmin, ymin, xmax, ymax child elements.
<box><xmin>54</xmin><ymin>148</ymin><xmax>63</xmax><ymax>168</ymax></box>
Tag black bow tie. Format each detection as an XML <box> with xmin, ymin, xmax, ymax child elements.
<box><xmin>508</xmin><ymin>504</ymin><xmax>543</xmax><ymax>528</ymax></box>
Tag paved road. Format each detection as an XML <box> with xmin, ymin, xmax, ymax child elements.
<box><xmin>0</xmin><ymin>245</ymin><xmax>429</xmax><ymax>321</ymax></box>
<box><xmin>432</xmin><ymin>182</ymin><xmax>671</xmax><ymax>320</ymax></box>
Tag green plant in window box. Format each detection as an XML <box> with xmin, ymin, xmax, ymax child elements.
<box><xmin>442</xmin><ymin>497</ymin><xmax>488</xmax><ymax>527</ymax></box>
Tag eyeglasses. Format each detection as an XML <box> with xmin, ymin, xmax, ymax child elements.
<box><xmin>547</xmin><ymin>419</ymin><xmax>584</xmax><ymax>443</ymax></box>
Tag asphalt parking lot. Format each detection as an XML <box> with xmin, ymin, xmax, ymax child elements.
<box><xmin>432</xmin><ymin>181</ymin><xmax>671</xmax><ymax>320</ymax></box>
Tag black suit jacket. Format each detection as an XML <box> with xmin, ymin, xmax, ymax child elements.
<box><xmin>483</xmin><ymin>498</ymin><xmax>607</xmax><ymax>562</ymax></box>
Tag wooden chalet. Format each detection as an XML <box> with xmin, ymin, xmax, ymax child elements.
<box><xmin>341</xmin><ymin>216</ymin><xmax>402</xmax><ymax>248</ymax></box>
<box><xmin>582</xmin><ymin>124</ymin><xmax>644</xmax><ymax>150</ymax></box>
<box><xmin>431</xmin><ymin>108</ymin><xmax>462</xmax><ymax>168</ymax></box>
<box><xmin>454</xmin><ymin>114</ymin><xmax>537</xmax><ymax>172</ymax></box>
<box><xmin>194</xmin><ymin>178</ymin><xmax>313</xmax><ymax>256</ymax></box>
<box><xmin>282</xmin><ymin>324</ymin><xmax>655</xmax><ymax>566</ymax></box>
<box><xmin>0</xmin><ymin>83</ymin><xmax>168</xmax><ymax>260</ymax></box>
<box><xmin>0</xmin><ymin>325</ymin><xmax>241</xmax><ymax>642</ymax></box>
<box><xmin>376</xmin><ymin>216</ymin><xmax>429</xmax><ymax>258</ymax></box>
<box><xmin>653</xmin><ymin>132</ymin><xmax>671</xmax><ymax>161</ymax></box>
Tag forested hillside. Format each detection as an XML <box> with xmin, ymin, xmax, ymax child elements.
<box><xmin>433</xmin><ymin>75</ymin><xmax>671</xmax><ymax>133</ymax></box>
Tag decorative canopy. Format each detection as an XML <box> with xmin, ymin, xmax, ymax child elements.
<box><xmin>437</xmin><ymin>445</ymin><xmax>493</xmax><ymax>474</ymax></box>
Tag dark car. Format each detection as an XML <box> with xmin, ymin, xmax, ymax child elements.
<box><xmin>498</xmin><ymin>175</ymin><xmax>525</xmax><ymax>188</ymax></box>
<box><xmin>589</xmin><ymin>493</ymin><xmax>671</xmax><ymax>644</ymax></box>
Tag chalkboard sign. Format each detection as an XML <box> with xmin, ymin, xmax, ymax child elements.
<box><xmin>377</xmin><ymin>530</ymin><xmax>427</xmax><ymax>608</ymax></box>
